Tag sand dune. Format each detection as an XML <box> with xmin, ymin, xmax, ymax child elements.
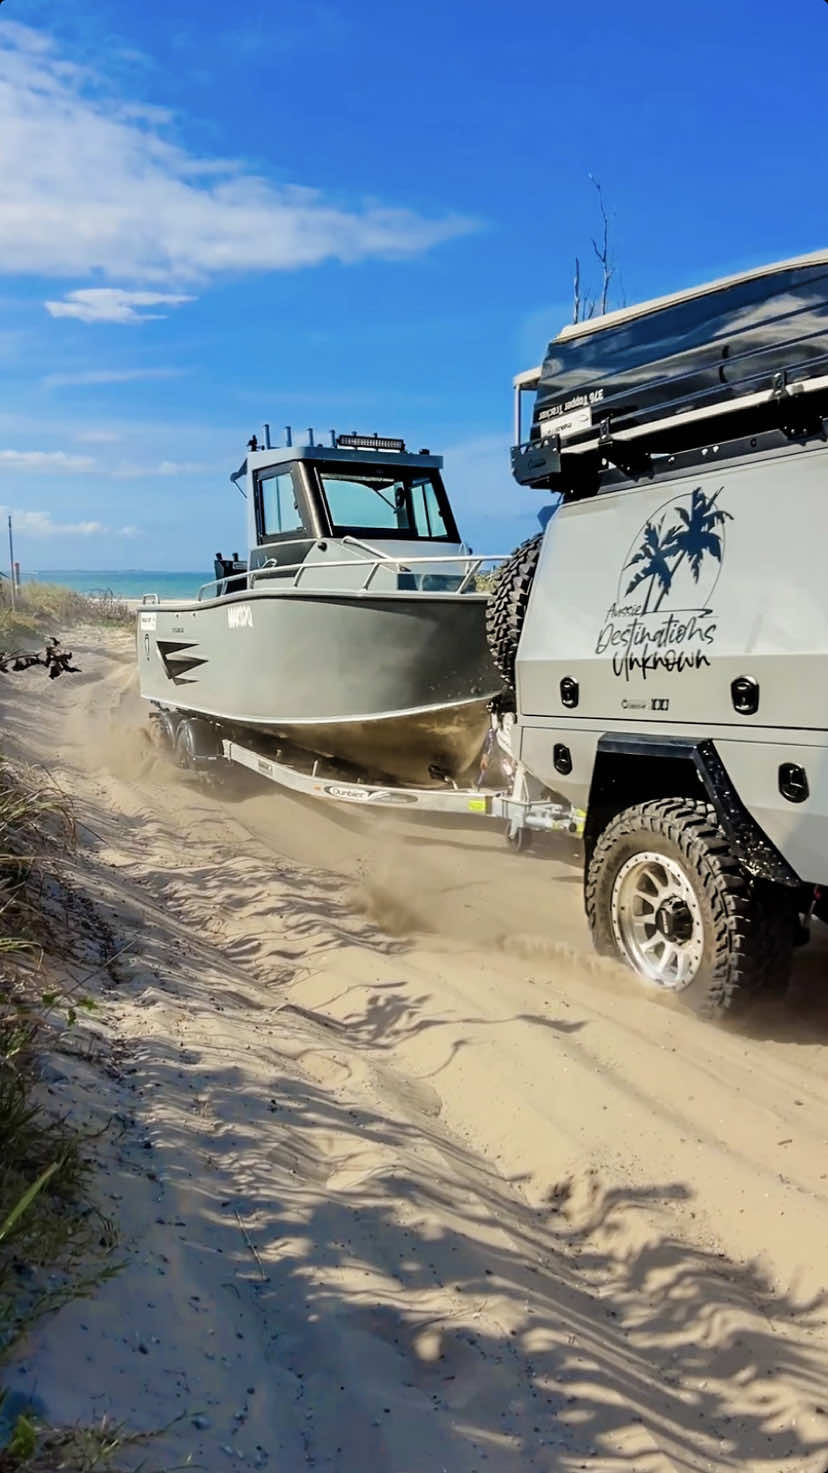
<box><xmin>3</xmin><ymin>628</ymin><xmax>828</xmax><ymax>1471</ymax></box>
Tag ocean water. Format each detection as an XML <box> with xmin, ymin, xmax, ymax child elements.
<box><xmin>28</xmin><ymin>569</ymin><xmax>211</xmax><ymax>601</ymax></box>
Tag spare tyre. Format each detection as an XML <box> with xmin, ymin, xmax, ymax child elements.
<box><xmin>485</xmin><ymin>533</ymin><xmax>543</xmax><ymax>688</ymax></box>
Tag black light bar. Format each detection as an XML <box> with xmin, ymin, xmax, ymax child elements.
<box><xmin>336</xmin><ymin>432</ymin><xmax>406</xmax><ymax>452</ymax></box>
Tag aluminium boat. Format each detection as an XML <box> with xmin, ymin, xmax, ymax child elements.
<box><xmin>138</xmin><ymin>431</ymin><xmax>505</xmax><ymax>784</ymax></box>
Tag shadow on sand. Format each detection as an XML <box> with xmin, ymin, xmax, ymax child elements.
<box><xmin>110</xmin><ymin>1013</ymin><xmax>827</xmax><ymax>1471</ymax></box>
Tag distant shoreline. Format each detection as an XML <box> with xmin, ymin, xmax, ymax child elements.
<box><xmin>26</xmin><ymin>569</ymin><xmax>211</xmax><ymax>601</ymax></box>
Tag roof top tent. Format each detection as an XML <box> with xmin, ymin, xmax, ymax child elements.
<box><xmin>511</xmin><ymin>250</ymin><xmax>828</xmax><ymax>497</ymax></box>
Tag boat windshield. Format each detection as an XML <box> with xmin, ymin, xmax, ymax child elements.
<box><xmin>319</xmin><ymin>469</ymin><xmax>458</xmax><ymax>541</ymax></box>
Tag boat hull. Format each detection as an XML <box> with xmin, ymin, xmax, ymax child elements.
<box><xmin>137</xmin><ymin>587</ymin><xmax>502</xmax><ymax>782</ymax></box>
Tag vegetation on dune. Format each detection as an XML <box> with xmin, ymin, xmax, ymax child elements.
<box><xmin>0</xmin><ymin>761</ymin><xmax>98</xmax><ymax>1355</ymax></box>
<box><xmin>0</xmin><ymin>582</ymin><xmax>131</xmax><ymax>648</ymax></box>
<box><xmin>0</xmin><ymin>761</ymin><xmax>126</xmax><ymax>1469</ymax></box>
<box><xmin>0</xmin><ymin>1415</ymin><xmax>158</xmax><ymax>1473</ymax></box>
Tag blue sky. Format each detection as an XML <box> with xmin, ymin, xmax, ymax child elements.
<box><xmin>2</xmin><ymin>0</ymin><xmax>828</xmax><ymax>570</ymax></box>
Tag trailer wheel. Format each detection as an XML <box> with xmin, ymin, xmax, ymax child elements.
<box><xmin>486</xmin><ymin>533</ymin><xmax>543</xmax><ymax>688</ymax></box>
<box><xmin>585</xmin><ymin>798</ymin><xmax>796</xmax><ymax>1012</ymax></box>
<box><xmin>174</xmin><ymin>717</ymin><xmax>220</xmax><ymax>770</ymax></box>
<box><xmin>506</xmin><ymin>824</ymin><xmax>534</xmax><ymax>854</ymax></box>
<box><xmin>150</xmin><ymin>710</ymin><xmax>178</xmax><ymax>751</ymax></box>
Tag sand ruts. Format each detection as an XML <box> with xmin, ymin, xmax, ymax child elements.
<box><xmin>1</xmin><ymin>625</ymin><xmax>827</xmax><ymax>1472</ymax></box>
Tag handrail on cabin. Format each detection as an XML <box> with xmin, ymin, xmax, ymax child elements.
<box><xmin>193</xmin><ymin>552</ymin><xmax>506</xmax><ymax>600</ymax></box>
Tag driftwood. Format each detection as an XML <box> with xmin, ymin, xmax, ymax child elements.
<box><xmin>0</xmin><ymin>637</ymin><xmax>80</xmax><ymax>680</ymax></box>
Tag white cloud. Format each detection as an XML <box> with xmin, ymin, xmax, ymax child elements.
<box><xmin>107</xmin><ymin>458</ymin><xmax>212</xmax><ymax>478</ymax></box>
<box><xmin>73</xmin><ymin>429</ymin><xmax>122</xmax><ymax>444</ymax></box>
<box><xmin>0</xmin><ymin>445</ymin><xmax>214</xmax><ymax>477</ymax></box>
<box><xmin>441</xmin><ymin>433</ymin><xmax>545</xmax><ymax>551</ymax></box>
<box><xmin>153</xmin><ymin>459</ymin><xmax>210</xmax><ymax>475</ymax></box>
<box><xmin>442</xmin><ymin>434</ymin><xmax>517</xmax><ymax>518</ymax></box>
<box><xmin>0</xmin><ymin>21</ymin><xmax>474</xmax><ymax>288</ymax></box>
<box><xmin>46</xmin><ymin>368</ymin><xmax>185</xmax><ymax>388</ymax></box>
<box><xmin>15</xmin><ymin>511</ymin><xmax>106</xmax><ymax>536</ymax></box>
<box><xmin>1</xmin><ymin>507</ymin><xmax>139</xmax><ymax>538</ymax></box>
<box><xmin>0</xmin><ymin>449</ymin><xmax>96</xmax><ymax>472</ymax></box>
<box><xmin>44</xmin><ymin>289</ymin><xmax>195</xmax><ymax>324</ymax></box>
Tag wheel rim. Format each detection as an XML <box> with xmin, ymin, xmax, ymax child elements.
<box><xmin>611</xmin><ymin>851</ymin><xmax>704</xmax><ymax>990</ymax></box>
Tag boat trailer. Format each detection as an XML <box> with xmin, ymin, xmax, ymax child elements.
<box><xmin>152</xmin><ymin>706</ymin><xmax>584</xmax><ymax>851</ymax></box>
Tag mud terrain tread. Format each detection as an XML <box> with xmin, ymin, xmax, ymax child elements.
<box><xmin>485</xmin><ymin>533</ymin><xmax>543</xmax><ymax>688</ymax></box>
<box><xmin>585</xmin><ymin>798</ymin><xmax>795</xmax><ymax>1011</ymax></box>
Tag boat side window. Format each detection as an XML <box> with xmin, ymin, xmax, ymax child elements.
<box><xmin>259</xmin><ymin>472</ymin><xmax>305</xmax><ymax>539</ymax></box>
<box><xmin>410</xmin><ymin>478</ymin><xmax>450</xmax><ymax>538</ymax></box>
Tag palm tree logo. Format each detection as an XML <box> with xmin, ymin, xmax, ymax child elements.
<box><xmin>623</xmin><ymin>486</ymin><xmax>731</xmax><ymax>613</ymax></box>
<box><xmin>624</xmin><ymin>515</ymin><xmax>677</xmax><ymax>613</ymax></box>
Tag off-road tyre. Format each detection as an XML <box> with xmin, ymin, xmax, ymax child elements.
<box><xmin>150</xmin><ymin>710</ymin><xmax>178</xmax><ymax>751</ymax></box>
<box><xmin>486</xmin><ymin>533</ymin><xmax>543</xmax><ymax>688</ymax></box>
<box><xmin>585</xmin><ymin>798</ymin><xmax>796</xmax><ymax>1012</ymax></box>
<box><xmin>174</xmin><ymin>717</ymin><xmax>220</xmax><ymax>769</ymax></box>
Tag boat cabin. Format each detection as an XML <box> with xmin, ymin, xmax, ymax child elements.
<box><xmin>214</xmin><ymin>431</ymin><xmax>470</xmax><ymax>596</ymax></box>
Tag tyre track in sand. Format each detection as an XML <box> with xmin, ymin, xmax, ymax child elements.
<box><xmin>3</xmin><ymin>628</ymin><xmax>828</xmax><ymax>1471</ymax></box>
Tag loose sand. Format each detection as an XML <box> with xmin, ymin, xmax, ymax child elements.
<box><xmin>3</xmin><ymin>627</ymin><xmax>828</xmax><ymax>1471</ymax></box>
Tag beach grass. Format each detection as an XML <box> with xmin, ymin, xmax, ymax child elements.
<box><xmin>0</xmin><ymin>760</ymin><xmax>128</xmax><ymax>1469</ymax></box>
<box><xmin>0</xmin><ymin>1414</ymin><xmax>160</xmax><ymax>1472</ymax></box>
<box><xmin>0</xmin><ymin>582</ymin><xmax>132</xmax><ymax>647</ymax></box>
<box><xmin>0</xmin><ymin>760</ymin><xmax>97</xmax><ymax>1360</ymax></box>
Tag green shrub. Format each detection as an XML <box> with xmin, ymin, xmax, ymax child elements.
<box><xmin>0</xmin><ymin>583</ymin><xmax>131</xmax><ymax>646</ymax></box>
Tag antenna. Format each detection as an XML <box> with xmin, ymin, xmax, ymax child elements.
<box><xmin>307</xmin><ymin>427</ymin><xmax>315</xmax><ymax>447</ymax></box>
<box><xmin>263</xmin><ymin>423</ymin><xmax>272</xmax><ymax>449</ymax></box>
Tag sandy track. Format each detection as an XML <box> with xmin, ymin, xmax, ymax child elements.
<box><xmin>4</xmin><ymin>629</ymin><xmax>828</xmax><ymax>1471</ymax></box>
